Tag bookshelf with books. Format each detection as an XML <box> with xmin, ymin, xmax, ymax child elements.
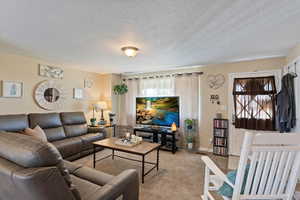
<box><xmin>213</xmin><ymin>119</ymin><xmax>228</xmax><ymax>156</ymax></box>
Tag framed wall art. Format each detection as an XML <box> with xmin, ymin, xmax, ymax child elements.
<box><xmin>1</xmin><ymin>81</ymin><xmax>23</xmax><ymax>98</ymax></box>
<box><xmin>84</xmin><ymin>79</ymin><xmax>93</xmax><ymax>88</ymax></box>
<box><xmin>73</xmin><ymin>88</ymin><xmax>84</xmax><ymax>99</ymax></box>
<box><xmin>39</xmin><ymin>64</ymin><xmax>64</xmax><ymax>79</ymax></box>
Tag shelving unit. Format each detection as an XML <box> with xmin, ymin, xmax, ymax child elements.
<box><xmin>213</xmin><ymin>119</ymin><xmax>228</xmax><ymax>156</ymax></box>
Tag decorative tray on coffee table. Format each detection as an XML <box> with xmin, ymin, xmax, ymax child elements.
<box><xmin>115</xmin><ymin>139</ymin><xmax>141</xmax><ymax>147</ymax></box>
<box><xmin>115</xmin><ymin>139</ymin><xmax>139</xmax><ymax>147</ymax></box>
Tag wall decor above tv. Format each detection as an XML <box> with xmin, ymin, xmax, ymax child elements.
<box><xmin>136</xmin><ymin>96</ymin><xmax>180</xmax><ymax>127</ymax></box>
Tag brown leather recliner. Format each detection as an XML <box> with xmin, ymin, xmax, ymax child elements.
<box><xmin>60</xmin><ymin>112</ymin><xmax>106</xmax><ymax>158</ymax></box>
<box><xmin>0</xmin><ymin>132</ymin><xmax>139</xmax><ymax>200</ymax></box>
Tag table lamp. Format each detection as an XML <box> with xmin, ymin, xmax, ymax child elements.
<box><xmin>95</xmin><ymin>101</ymin><xmax>107</xmax><ymax>125</ymax></box>
<box><xmin>90</xmin><ymin>104</ymin><xmax>98</xmax><ymax>126</ymax></box>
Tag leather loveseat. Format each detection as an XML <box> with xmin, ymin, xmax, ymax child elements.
<box><xmin>0</xmin><ymin>132</ymin><xmax>139</xmax><ymax>200</ymax></box>
<box><xmin>0</xmin><ymin>112</ymin><xmax>106</xmax><ymax>161</ymax></box>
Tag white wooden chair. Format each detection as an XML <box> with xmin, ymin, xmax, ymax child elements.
<box><xmin>201</xmin><ymin>132</ymin><xmax>300</xmax><ymax>200</ymax></box>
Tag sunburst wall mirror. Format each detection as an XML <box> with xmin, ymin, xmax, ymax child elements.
<box><xmin>34</xmin><ymin>80</ymin><xmax>66</xmax><ymax>110</ymax></box>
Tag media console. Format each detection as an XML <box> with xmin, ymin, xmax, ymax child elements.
<box><xmin>133</xmin><ymin>127</ymin><xmax>178</xmax><ymax>154</ymax></box>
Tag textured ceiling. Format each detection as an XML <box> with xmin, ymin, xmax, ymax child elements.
<box><xmin>0</xmin><ymin>0</ymin><xmax>300</xmax><ymax>73</ymax></box>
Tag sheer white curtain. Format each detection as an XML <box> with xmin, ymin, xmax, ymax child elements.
<box><xmin>175</xmin><ymin>75</ymin><xmax>200</xmax><ymax>126</ymax></box>
<box><xmin>139</xmin><ymin>77</ymin><xmax>175</xmax><ymax>97</ymax></box>
<box><xmin>120</xmin><ymin>79</ymin><xmax>139</xmax><ymax>126</ymax></box>
<box><xmin>120</xmin><ymin>77</ymin><xmax>175</xmax><ymax>126</ymax></box>
<box><xmin>175</xmin><ymin>74</ymin><xmax>200</xmax><ymax>146</ymax></box>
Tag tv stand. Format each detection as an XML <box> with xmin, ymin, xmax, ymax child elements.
<box><xmin>133</xmin><ymin>127</ymin><xmax>178</xmax><ymax>154</ymax></box>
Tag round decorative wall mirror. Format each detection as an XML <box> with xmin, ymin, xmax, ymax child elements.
<box><xmin>35</xmin><ymin>80</ymin><xmax>66</xmax><ymax>110</ymax></box>
<box><xmin>44</xmin><ymin>88</ymin><xmax>60</xmax><ymax>102</ymax></box>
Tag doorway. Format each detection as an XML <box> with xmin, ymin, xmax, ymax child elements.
<box><xmin>227</xmin><ymin>70</ymin><xmax>281</xmax><ymax>156</ymax></box>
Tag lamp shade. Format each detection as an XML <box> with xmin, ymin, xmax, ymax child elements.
<box><xmin>95</xmin><ymin>101</ymin><xmax>107</xmax><ymax>110</ymax></box>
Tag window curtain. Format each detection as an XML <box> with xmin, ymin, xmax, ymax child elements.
<box><xmin>139</xmin><ymin>77</ymin><xmax>175</xmax><ymax>97</ymax></box>
<box><xmin>233</xmin><ymin>76</ymin><xmax>276</xmax><ymax>131</ymax></box>
<box><xmin>120</xmin><ymin>77</ymin><xmax>174</xmax><ymax>126</ymax></box>
<box><xmin>175</xmin><ymin>74</ymin><xmax>200</xmax><ymax>147</ymax></box>
<box><xmin>120</xmin><ymin>79</ymin><xmax>139</xmax><ymax>126</ymax></box>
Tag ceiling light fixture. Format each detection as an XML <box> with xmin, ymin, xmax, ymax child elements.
<box><xmin>121</xmin><ymin>46</ymin><xmax>139</xmax><ymax>57</ymax></box>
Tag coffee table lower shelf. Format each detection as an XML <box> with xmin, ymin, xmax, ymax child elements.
<box><xmin>93</xmin><ymin>144</ymin><xmax>160</xmax><ymax>184</ymax></box>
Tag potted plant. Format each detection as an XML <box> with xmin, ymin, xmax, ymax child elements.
<box><xmin>113</xmin><ymin>83</ymin><xmax>128</xmax><ymax>95</ymax></box>
<box><xmin>90</xmin><ymin>118</ymin><xmax>97</xmax><ymax>126</ymax></box>
<box><xmin>185</xmin><ymin>119</ymin><xmax>193</xmax><ymax>129</ymax></box>
<box><xmin>185</xmin><ymin>119</ymin><xmax>194</xmax><ymax>150</ymax></box>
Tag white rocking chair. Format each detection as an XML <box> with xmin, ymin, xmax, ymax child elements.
<box><xmin>202</xmin><ymin>132</ymin><xmax>300</xmax><ymax>200</ymax></box>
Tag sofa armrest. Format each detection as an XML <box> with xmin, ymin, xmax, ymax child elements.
<box><xmin>13</xmin><ymin>167</ymin><xmax>75</xmax><ymax>200</ymax></box>
<box><xmin>201</xmin><ymin>156</ymin><xmax>233</xmax><ymax>187</ymax></box>
<box><xmin>86</xmin><ymin>169</ymin><xmax>139</xmax><ymax>200</ymax></box>
<box><xmin>64</xmin><ymin>160</ymin><xmax>114</xmax><ymax>186</ymax></box>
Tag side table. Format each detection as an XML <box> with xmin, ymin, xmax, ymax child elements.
<box><xmin>89</xmin><ymin>124</ymin><xmax>116</xmax><ymax>137</ymax></box>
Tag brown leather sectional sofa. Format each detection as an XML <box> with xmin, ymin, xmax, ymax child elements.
<box><xmin>0</xmin><ymin>130</ymin><xmax>139</xmax><ymax>200</ymax></box>
<box><xmin>0</xmin><ymin>112</ymin><xmax>106</xmax><ymax>161</ymax></box>
<box><xmin>0</xmin><ymin>112</ymin><xmax>140</xmax><ymax>200</ymax></box>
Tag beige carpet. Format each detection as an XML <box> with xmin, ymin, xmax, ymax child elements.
<box><xmin>74</xmin><ymin>149</ymin><xmax>229</xmax><ymax>200</ymax></box>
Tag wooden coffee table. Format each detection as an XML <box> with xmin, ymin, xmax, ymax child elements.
<box><xmin>93</xmin><ymin>138</ymin><xmax>161</xmax><ymax>183</ymax></box>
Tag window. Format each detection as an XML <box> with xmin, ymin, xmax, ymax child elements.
<box><xmin>233</xmin><ymin>76</ymin><xmax>276</xmax><ymax>131</ymax></box>
<box><xmin>139</xmin><ymin>77</ymin><xmax>175</xmax><ymax>97</ymax></box>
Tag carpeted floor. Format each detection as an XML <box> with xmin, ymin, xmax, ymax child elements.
<box><xmin>74</xmin><ymin>149</ymin><xmax>229</xmax><ymax>200</ymax></box>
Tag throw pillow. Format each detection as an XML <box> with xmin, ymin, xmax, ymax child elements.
<box><xmin>23</xmin><ymin>126</ymin><xmax>48</xmax><ymax>142</ymax></box>
<box><xmin>218</xmin><ymin>164</ymin><xmax>250</xmax><ymax>198</ymax></box>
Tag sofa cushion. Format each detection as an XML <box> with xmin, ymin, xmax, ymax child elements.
<box><xmin>60</xmin><ymin>112</ymin><xmax>88</xmax><ymax>137</ymax></box>
<box><xmin>52</xmin><ymin>137</ymin><xmax>83</xmax><ymax>158</ymax></box>
<box><xmin>29</xmin><ymin>113</ymin><xmax>63</xmax><ymax>129</ymax></box>
<box><xmin>217</xmin><ymin>164</ymin><xmax>250</xmax><ymax>198</ymax></box>
<box><xmin>61</xmin><ymin>112</ymin><xmax>87</xmax><ymax>125</ymax></box>
<box><xmin>23</xmin><ymin>125</ymin><xmax>48</xmax><ymax>142</ymax></box>
<box><xmin>64</xmin><ymin>124</ymin><xmax>88</xmax><ymax>137</ymax></box>
<box><xmin>44</xmin><ymin>127</ymin><xmax>67</xmax><ymax>142</ymax></box>
<box><xmin>0</xmin><ymin>114</ymin><xmax>28</xmax><ymax>132</ymax></box>
<box><xmin>29</xmin><ymin>113</ymin><xmax>66</xmax><ymax>142</ymax></box>
<box><xmin>80</xmin><ymin>133</ymin><xmax>105</xmax><ymax>150</ymax></box>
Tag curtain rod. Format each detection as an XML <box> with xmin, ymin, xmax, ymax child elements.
<box><xmin>122</xmin><ymin>71</ymin><xmax>203</xmax><ymax>81</ymax></box>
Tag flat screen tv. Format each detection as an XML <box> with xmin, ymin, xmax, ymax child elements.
<box><xmin>136</xmin><ymin>96</ymin><xmax>180</xmax><ymax>127</ymax></box>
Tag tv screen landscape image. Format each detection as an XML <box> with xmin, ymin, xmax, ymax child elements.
<box><xmin>136</xmin><ymin>96</ymin><xmax>180</xmax><ymax>127</ymax></box>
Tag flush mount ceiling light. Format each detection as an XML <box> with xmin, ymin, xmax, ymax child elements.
<box><xmin>121</xmin><ymin>46</ymin><xmax>139</xmax><ymax>57</ymax></box>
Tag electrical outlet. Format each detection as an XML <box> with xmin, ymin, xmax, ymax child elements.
<box><xmin>210</xmin><ymin>138</ymin><xmax>213</xmax><ymax>144</ymax></box>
